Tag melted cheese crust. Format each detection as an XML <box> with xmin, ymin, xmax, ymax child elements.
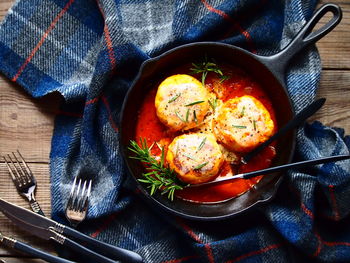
<box><xmin>166</xmin><ymin>133</ymin><xmax>224</xmax><ymax>184</ymax></box>
<box><xmin>213</xmin><ymin>95</ymin><xmax>274</xmax><ymax>152</ymax></box>
<box><xmin>155</xmin><ymin>74</ymin><xmax>210</xmax><ymax>131</ymax></box>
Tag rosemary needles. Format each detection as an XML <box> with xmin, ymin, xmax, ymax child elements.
<box><xmin>128</xmin><ymin>139</ymin><xmax>185</xmax><ymax>201</ymax></box>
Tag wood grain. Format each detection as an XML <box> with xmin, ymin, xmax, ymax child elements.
<box><xmin>318</xmin><ymin>0</ymin><xmax>350</xmax><ymax>69</ymax></box>
<box><xmin>0</xmin><ymin>163</ymin><xmax>53</xmax><ymax>256</ymax></box>
<box><xmin>0</xmin><ymin>0</ymin><xmax>349</xmax><ymax>261</ymax></box>
<box><xmin>0</xmin><ymin>78</ymin><xmax>61</xmax><ymax>163</ymax></box>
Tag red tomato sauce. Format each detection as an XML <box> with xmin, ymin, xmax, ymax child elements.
<box><xmin>135</xmin><ymin>63</ymin><xmax>277</xmax><ymax>203</ymax></box>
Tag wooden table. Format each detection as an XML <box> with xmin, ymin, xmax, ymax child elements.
<box><xmin>0</xmin><ymin>0</ymin><xmax>349</xmax><ymax>262</ymax></box>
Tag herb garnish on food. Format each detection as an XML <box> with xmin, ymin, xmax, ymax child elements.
<box><xmin>208</xmin><ymin>98</ymin><xmax>218</xmax><ymax>111</ymax></box>
<box><xmin>190</xmin><ymin>57</ymin><xmax>227</xmax><ymax>86</ymax></box>
<box><xmin>185</xmin><ymin>101</ymin><xmax>204</xmax><ymax>106</ymax></box>
<box><xmin>232</xmin><ymin>125</ymin><xmax>247</xmax><ymax>129</ymax></box>
<box><xmin>175</xmin><ymin>110</ymin><xmax>185</xmax><ymax>122</ymax></box>
<box><xmin>168</xmin><ymin>94</ymin><xmax>181</xmax><ymax>103</ymax></box>
<box><xmin>194</xmin><ymin>162</ymin><xmax>209</xmax><ymax>170</ymax></box>
<box><xmin>197</xmin><ymin>137</ymin><xmax>207</xmax><ymax>151</ymax></box>
<box><xmin>128</xmin><ymin>139</ymin><xmax>185</xmax><ymax>201</ymax></box>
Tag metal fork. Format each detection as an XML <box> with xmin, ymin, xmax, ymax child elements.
<box><xmin>3</xmin><ymin>150</ymin><xmax>45</xmax><ymax>216</ymax></box>
<box><xmin>65</xmin><ymin>177</ymin><xmax>92</xmax><ymax>227</ymax></box>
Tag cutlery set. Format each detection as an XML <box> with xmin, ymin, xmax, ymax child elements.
<box><xmin>1</xmin><ymin>151</ymin><xmax>143</xmax><ymax>263</ymax></box>
<box><xmin>1</xmin><ymin>99</ymin><xmax>349</xmax><ymax>262</ymax></box>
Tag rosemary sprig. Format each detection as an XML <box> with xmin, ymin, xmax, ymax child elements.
<box><xmin>175</xmin><ymin>110</ymin><xmax>185</xmax><ymax>122</ymax></box>
<box><xmin>241</xmin><ymin>106</ymin><xmax>246</xmax><ymax>117</ymax></box>
<box><xmin>185</xmin><ymin>108</ymin><xmax>190</xmax><ymax>122</ymax></box>
<box><xmin>208</xmin><ymin>98</ymin><xmax>218</xmax><ymax>111</ymax></box>
<box><xmin>197</xmin><ymin>137</ymin><xmax>207</xmax><ymax>151</ymax></box>
<box><xmin>128</xmin><ymin>139</ymin><xmax>185</xmax><ymax>201</ymax></box>
<box><xmin>185</xmin><ymin>100</ymin><xmax>204</xmax><ymax>106</ymax></box>
<box><xmin>193</xmin><ymin>110</ymin><xmax>198</xmax><ymax>124</ymax></box>
<box><xmin>232</xmin><ymin>125</ymin><xmax>247</xmax><ymax>129</ymax></box>
<box><xmin>194</xmin><ymin>162</ymin><xmax>209</xmax><ymax>170</ymax></box>
<box><xmin>253</xmin><ymin>120</ymin><xmax>257</xmax><ymax>130</ymax></box>
<box><xmin>190</xmin><ymin>58</ymin><xmax>226</xmax><ymax>86</ymax></box>
<box><xmin>168</xmin><ymin>94</ymin><xmax>181</xmax><ymax>103</ymax></box>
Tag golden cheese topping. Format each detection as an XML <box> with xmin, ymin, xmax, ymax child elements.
<box><xmin>166</xmin><ymin>133</ymin><xmax>224</xmax><ymax>184</ymax></box>
<box><xmin>213</xmin><ymin>95</ymin><xmax>274</xmax><ymax>152</ymax></box>
<box><xmin>155</xmin><ymin>74</ymin><xmax>210</xmax><ymax>131</ymax></box>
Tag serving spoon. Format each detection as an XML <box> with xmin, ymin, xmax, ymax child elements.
<box><xmin>189</xmin><ymin>154</ymin><xmax>350</xmax><ymax>188</ymax></box>
<box><xmin>241</xmin><ymin>98</ymin><xmax>326</xmax><ymax>164</ymax></box>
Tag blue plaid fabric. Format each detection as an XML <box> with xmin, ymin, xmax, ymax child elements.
<box><xmin>1</xmin><ymin>0</ymin><xmax>350</xmax><ymax>262</ymax></box>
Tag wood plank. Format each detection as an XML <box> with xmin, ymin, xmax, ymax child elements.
<box><xmin>311</xmin><ymin>70</ymin><xmax>350</xmax><ymax>133</ymax></box>
<box><xmin>0</xmin><ymin>78</ymin><xmax>61</xmax><ymax>163</ymax></box>
<box><xmin>0</xmin><ymin>163</ymin><xmax>53</xmax><ymax>256</ymax></box>
<box><xmin>0</xmin><ymin>0</ymin><xmax>13</xmax><ymax>20</ymax></box>
<box><xmin>316</xmin><ymin>0</ymin><xmax>350</xmax><ymax>69</ymax></box>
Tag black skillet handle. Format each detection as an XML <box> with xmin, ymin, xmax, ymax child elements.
<box><xmin>260</xmin><ymin>3</ymin><xmax>342</xmax><ymax>81</ymax></box>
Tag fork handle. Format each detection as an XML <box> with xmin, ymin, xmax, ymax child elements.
<box><xmin>29</xmin><ymin>200</ymin><xmax>45</xmax><ymax>216</ymax></box>
<box><xmin>63</xmin><ymin>227</ymin><xmax>143</xmax><ymax>263</ymax></box>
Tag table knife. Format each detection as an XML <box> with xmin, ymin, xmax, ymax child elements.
<box><xmin>0</xmin><ymin>198</ymin><xmax>142</xmax><ymax>263</ymax></box>
<box><xmin>0</xmin><ymin>231</ymin><xmax>75</xmax><ymax>263</ymax></box>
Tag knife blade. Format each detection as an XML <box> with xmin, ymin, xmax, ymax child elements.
<box><xmin>0</xmin><ymin>209</ymin><xmax>118</xmax><ymax>263</ymax></box>
<box><xmin>0</xmin><ymin>198</ymin><xmax>142</xmax><ymax>263</ymax></box>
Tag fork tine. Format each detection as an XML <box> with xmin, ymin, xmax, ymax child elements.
<box><xmin>73</xmin><ymin>179</ymin><xmax>82</xmax><ymax>211</ymax></box>
<box><xmin>77</xmin><ymin>180</ymin><xmax>87</xmax><ymax>212</ymax></box>
<box><xmin>66</xmin><ymin>177</ymin><xmax>77</xmax><ymax>210</ymax></box>
<box><xmin>3</xmin><ymin>156</ymin><xmax>20</xmax><ymax>186</ymax></box>
<box><xmin>6</xmin><ymin>154</ymin><xmax>25</xmax><ymax>186</ymax></box>
<box><xmin>16</xmin><ymin>150</ymin><xmax>34</xmax><ymax>181</ymax></box>
<box><xmin>81</xmin><ymin>180</ymin><xmax>92</xmax><ymax>211</ymax></box>
<box><xmin>11</xmin><ymin>152</ymin><xmax>31</xmax><ymax>184</ymax></box>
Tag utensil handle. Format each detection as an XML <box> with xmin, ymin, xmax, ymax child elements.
<box><xmin>242</xmin><ymin>98</ymin><xmax>326</xmax><ymax>163</ymax></box>
<box><xmin>192</xmin><ymin>155</ymin><xmax>350</xmax><ymax>187</ymax></box>
<box><xmin>63</xmin><ymin>227</ymin><xmax>143</xmax><ymax>263</ymax></box>
<box><xmin>29</xmin><ymin>199</ymin><xmax>45</xmax><ymax>216</ymax></box>
<box><xmin>241</xmin><ymin>155</ymin><xmax>350</xmax><ymax>180</ymax></box>
<box><xmin>259</xmin><ymin>4</ymin><xmax>342</xmax><ymax>81</ymax></box>
<box><xmin>62</xmin><ymin>237</ymin><xmax>118</xmax><ymax>263</ymax></box>
<box><xmin>14</xmin><ymin>240</ymin><xmax>75</xmax><ymax>263</ymax></box>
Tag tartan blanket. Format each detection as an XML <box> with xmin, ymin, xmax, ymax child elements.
<box><xmin>1</xmin><ymin>0</ymin><xmax>350</xmax><ymax>262</ymax></box>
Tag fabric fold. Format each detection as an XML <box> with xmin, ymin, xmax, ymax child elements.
<box><xmin>1</xmin><ymin>0</ymin><xmax>350</xmax><ymax>262</ymax></box>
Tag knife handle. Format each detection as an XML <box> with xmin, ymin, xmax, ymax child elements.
<box><xmin>57</xmin><ymin>235</ymin><xmax>117</xmax><ymax>263</ymax></box>
<box><xmin>4</xmin><ymin>237</ymin><xmax>75</xmax><ymax>263</ymax></box>
<box><xmin>63</xmin><ymin>227</ymin><xmax>143</xmax><ymax>263</ymax></box>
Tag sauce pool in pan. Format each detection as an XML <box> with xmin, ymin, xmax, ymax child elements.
<box><xmin>134</xmin><ymin>61</ymin><xmax>277</xmax><ymax>203</ymax></box>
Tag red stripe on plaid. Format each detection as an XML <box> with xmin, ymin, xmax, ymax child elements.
<box><xmin>90</xmin><ymin>212</ymin><xmax>118</xmax><ymax>238</ymax></box>
<box><xmin>86</xmin><ymin>96</ymin><xmax>101</xmax><ymax>105</ymax></box>
<box><xmin>328</xmin><ymin>185</ymin><xmax>340</xmax><ymax>221</ymax></box>
<box><xmin>301</xmin><ymin>202</ymin><xmax>314</xmax><ymax>220</ymax></box>
<box><xmin>96</xmin><ymin>0</ymin><xmax>117</xmax><ymax>70</ymax></box>
<box><xmin>289</xmin><ymin>184</ymin><xmax>315</xmax><ymax>220</ymax></box>
<box><xmin>101</xmin><ymin>95</ymin><xmax>118</xmax><ymax>132</ymax></box>
<box><xmin>176</xmin><ymin>218</ymin><xmax>215</xmax><ymax>263</ymax></box>
<box><xmin>200</xmin><ymin>0</ymin><xmax>256</xmax><ymax>53</ymax></box>
<box><xmin>161</xmin><ymin>255</ymin><xmax>199</xmax><ymax>263</ymax></box>
<box><xmin>12</xmin><ymin>0</ymin><xmax>75</xmax><ymax>82</ymax></box>
<box><xmin>226</xmin><ymin>243</ymin><xmax>282</xmax><ymax>263</ymax></box>
<box><xmin>313</xmin><ymin>232</ymin><xmax>323</xmax><ymax>257</ymax></box>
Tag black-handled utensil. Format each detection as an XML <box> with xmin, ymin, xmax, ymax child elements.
<box><xmin>0</xmin><ymin>231</ymin><xmax>75</xmax><ymax>263</ymax></box>
<box><xmin>190</xmin><ymin>154</ymin><xmax>350</xmax><ymax>187</ymax></box>
<box><xmin>242</xmin><ymin>98</ymin><xmax>326</xmax><ymax>164</ymax></box>
<box><xmin>0</xmin><ymin>199</ymin><xmax>143</xmax><ymax>263</ymax></box>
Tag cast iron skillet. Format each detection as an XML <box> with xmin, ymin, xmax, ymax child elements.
<box><xmin>120</xmin><ymin>4</ymin><xmax>342</xmax><ymax>221</ymax></box>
